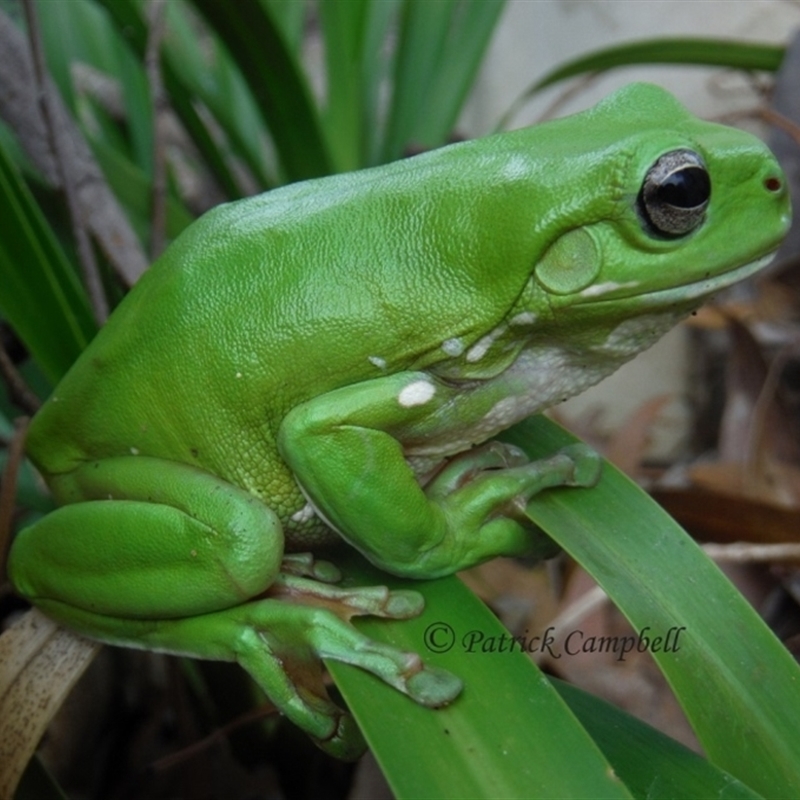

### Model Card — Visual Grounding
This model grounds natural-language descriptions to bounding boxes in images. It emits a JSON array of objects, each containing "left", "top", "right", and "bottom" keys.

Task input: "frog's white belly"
[{"left": 405, "top": 309, "right": 685, "bottom": 473}]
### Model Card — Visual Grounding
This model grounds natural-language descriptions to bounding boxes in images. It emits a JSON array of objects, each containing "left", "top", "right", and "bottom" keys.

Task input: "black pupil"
[{"left": 657, "top": 167, "right": 710, "bottom": 209}]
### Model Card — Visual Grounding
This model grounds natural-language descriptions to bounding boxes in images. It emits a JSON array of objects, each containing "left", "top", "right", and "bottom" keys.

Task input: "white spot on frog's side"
[
  {"left": 236, "top": 372, "right": 243, "bottom": 379},
  {"left": 466, "top": 323, "right": 507, "bottom": 363},
  {"left": 130, "top": 447, "right": 139, "bottom": 455},
  {"left": 509, "top": 311, "right": 537, "bottom": 327},
  {"left": 290, "top": 502, "right": 316, "bottom": 523},
  {"left": 441, "top": 338, "right": 464, "bottom": 357},
  {"left": 579, "top": 280, "right": 639, "bottom": 299},
  {"left": 368, "top": 355, "right": 387, "bottom": 370},
  {"left": 398, "top": 380, "right": 436, "bottom": 407}
]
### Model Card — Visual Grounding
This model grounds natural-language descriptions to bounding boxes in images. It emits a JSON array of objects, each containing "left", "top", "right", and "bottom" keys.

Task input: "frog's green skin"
[{"left": 9, "top": 83, "right": 790, "bottom": 758}]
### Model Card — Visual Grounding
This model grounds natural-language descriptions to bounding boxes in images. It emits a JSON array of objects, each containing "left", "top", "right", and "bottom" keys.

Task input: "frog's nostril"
[{"left": 765, "top": 176, "right": 782, "bottom": 193}]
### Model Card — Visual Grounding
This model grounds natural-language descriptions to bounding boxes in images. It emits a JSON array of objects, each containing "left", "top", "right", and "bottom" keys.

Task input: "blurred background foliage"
[{"left": 1, "top": 1, "right": 800, "bottom": 798}]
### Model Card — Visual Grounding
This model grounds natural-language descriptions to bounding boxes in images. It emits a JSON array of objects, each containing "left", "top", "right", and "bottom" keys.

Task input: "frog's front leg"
[
  {"left": 7, "top": 457, "right": 460, "bottom": 759},
  {"left": 278, "top": 372, "right": 601, "bottom": 579}
]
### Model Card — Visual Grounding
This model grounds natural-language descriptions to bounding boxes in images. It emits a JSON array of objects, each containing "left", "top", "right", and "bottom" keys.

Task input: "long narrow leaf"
[
  {"left": 382, "top": 0, "right": 504, "bottom": 160},
  {"left": 319, "top": 0, "right": 369, "bottom": 172},
  {"left": 38, "top": 0, "right": 153, "bottom": 174},
  {"left": 89, "top": 137, "right": 193, "bottom": 244},
  {"left": 262, "top": 0, "right": 306, "bottom": 54},
  {"left": 359, "top": 0, "right": 401, "bottom": 165},
  {"left": 97, "top": 0, "right": 250, "bottom": 199},
  {"left": 501, "top": 38, "right": 786, "bottom": 128},
  {"left": 329, "top": 556, "right": 633, "bottom": 800},
  {"left": 163, "top": 2, "right": 275, "bottom": 190},
  {"left": 412, "top": 0, "right": 505, "bottom": 145},
  {"left": 0, "top": 138, "right": 94, "bottom": 384},
  {"left": 381, "top": 0, "right": 454, "bottom": 162},
  {"left": 501, "top": 416, "right": 800, "bottom": 798},
  {"left": 552, "top": 680, "right": 762, "bottom": 799},
  {"left": 190, "top": 0, "right": 333, "bottom": 182},
  {"left": 536, "top": 37, "right": 785, "bottom": 92},
  {"left": 331, "top": 555, "right": 763, "bottom": 798}
]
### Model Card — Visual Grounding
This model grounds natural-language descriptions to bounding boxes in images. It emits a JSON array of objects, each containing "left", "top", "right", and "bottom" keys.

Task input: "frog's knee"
[
  {"left": 217, "top": 499, "right": 284, "bottom": 598},
  {"left": 7, "top": 526, "right": 37, "bottom": 601}
]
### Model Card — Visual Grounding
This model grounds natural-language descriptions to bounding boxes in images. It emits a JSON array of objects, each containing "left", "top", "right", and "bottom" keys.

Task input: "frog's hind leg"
[
  {"left": 9, "top": 457, "right": 284, "bottom": 619},
  {"left": 9, "top": 457, "right": 460, "bottom": 758}
]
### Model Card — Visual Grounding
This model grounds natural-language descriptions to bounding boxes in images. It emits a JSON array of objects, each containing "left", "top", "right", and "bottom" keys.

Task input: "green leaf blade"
[
  {"left": 329, "top": 557, "right": 633, "bottom": 800},
  {"left": 501, "top": 38, "right": 786, "bottom": 128},
  {"left": 553, "top": 679, "right": 763, "bottom": 800},
  {"left": 319, "top": 0, "right": 369, "bottom": 173},
  {"left": 502, "top": 416, "right": 800, "bottom": 799},
  {"left": 0, "top": 138, "right": 95, "bottom": 384},
  {"left": 382, "top": 0, "right": 504, "bottom": 161},
  {"left": 189, "top": 0, "right": 333, "bottom": 182}
]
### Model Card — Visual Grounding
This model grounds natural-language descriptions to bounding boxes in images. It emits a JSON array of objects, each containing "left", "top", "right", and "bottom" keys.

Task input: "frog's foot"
[
  {"left": 429, "top": 441, "right": 600, "bottom": 499},
  {"left": 396, "top": 441, "right": 603, "bottom": 574},
  {"left": 30, "top": 582, "right": 460, "bottom": 760},
  {"left": 424, "top": 441, "right": 602, "bottom": 531},
  {"left": 557, "top": 443, "right": 603, "bottom": 488},
  {"left": 253, "top": 574, "right": 458, "bottom": 756},
  {"left": 270, "top": 573, "right": 425, "bottom": 620},
  {"left": 426, "top": 441, "right": 531, "bottom": 499},
  {"left": 182, "top": 595, "right": 460, "bottom": 759}
]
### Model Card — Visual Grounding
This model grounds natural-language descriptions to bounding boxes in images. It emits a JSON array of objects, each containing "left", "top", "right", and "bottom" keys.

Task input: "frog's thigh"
[{"left": 9, "top": 457, "right": 282, "bottom": 620}]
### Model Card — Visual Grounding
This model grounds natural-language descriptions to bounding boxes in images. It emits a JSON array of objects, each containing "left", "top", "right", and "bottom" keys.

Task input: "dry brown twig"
[
  {"left": 146, "top": 0, "right": 169, "bottom": 261},
  {"left": 22, "top": 0, "right": 108, "bottom": 324},
  {"left": 0, "top": 347, "right": 39, "bottom": 418},
  {"left": 0, "top": 418, "right": 29, "bottom": 578},
  {"left": 0, "top": 9, "right": 147, "bottom": 288}
]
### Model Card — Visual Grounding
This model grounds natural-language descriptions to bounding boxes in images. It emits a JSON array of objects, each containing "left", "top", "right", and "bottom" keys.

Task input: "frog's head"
[{"left": 507, "top": 82, "right": 790, "bottom": 357}]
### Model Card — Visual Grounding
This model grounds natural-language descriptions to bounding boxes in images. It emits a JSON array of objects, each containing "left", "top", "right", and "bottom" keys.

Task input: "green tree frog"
[{"left": 8, "top": 83, "right": 790, "bottom": 758}]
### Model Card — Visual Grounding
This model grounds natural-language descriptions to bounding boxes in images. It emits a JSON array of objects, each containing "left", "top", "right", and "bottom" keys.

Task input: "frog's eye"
[{"left": 637, "top": 150, "right": 710, "bottom": 237}]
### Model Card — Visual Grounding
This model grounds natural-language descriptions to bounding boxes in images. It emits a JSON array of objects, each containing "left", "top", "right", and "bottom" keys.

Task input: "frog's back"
[{"left": 27, "top": 146, "right": 540, "bottom": 502}]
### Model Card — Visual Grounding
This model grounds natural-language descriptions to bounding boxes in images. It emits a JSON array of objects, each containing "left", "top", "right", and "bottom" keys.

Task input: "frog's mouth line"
[
  {"left": 580, "top": 250, "right": 778, "bottom": 309},
  {"left": 644, "top": 250, "right": 777, "bottom": 307}
]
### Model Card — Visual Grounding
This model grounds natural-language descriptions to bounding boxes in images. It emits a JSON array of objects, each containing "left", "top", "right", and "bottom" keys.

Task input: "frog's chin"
[{"left": 635, "top": 250, "right": 777, "bottom": 310}]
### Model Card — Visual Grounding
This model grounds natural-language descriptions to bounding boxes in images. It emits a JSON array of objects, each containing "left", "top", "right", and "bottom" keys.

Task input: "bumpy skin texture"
[{"left": 8, "top": 83, "right": 791, "bottom": 758}]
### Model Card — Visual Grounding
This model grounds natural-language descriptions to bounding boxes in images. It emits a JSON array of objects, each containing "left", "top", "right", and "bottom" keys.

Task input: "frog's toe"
[
  {"left": 560, "top": 443, "right": 603, "bottom": 487},
  {"left": 384, "top": 589, "right": 425, "bottom": 618},
  {"left": 280, "top": 552, "right": 342, "bottom": 583},
  {"left": 406, "top": 664, "right": 463, "bottom": 707},
  {"left": 271, "top": 573, "right": 425, "bottom": 620},
  {"left": 315, "top": 711, "right": 367, "bottom": 761},
  {"left": 230, "top": 599, "right": 462, "bottom": 755}
]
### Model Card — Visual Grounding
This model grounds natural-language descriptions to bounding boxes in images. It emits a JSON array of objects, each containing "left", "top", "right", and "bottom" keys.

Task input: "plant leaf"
[
  {"left": 189, "top": 0, "right": 332, "bottom": 182},
  {"left": 97, "top": 0, "right": 249, "bottom": 198},
  {"left": 319, "top": 0, "right": 369, "bottom": 172},
  {"left": 0, "top": 137, "right": 94, "bottom": 384},
  {"left": 553, "top": 680, "right": 762, "bottom": 799},
  {"left": 381, "top": 0, "right": 504, "bottom": 161},
  {"left": 500, "top": 38, "right": 786, "bottom": 129},
  {"left": 329, "top": 556, "right": 633, "bottom": 800},
  {"left": 501, "top": 415, "right": 800, "bottom": 798}
]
